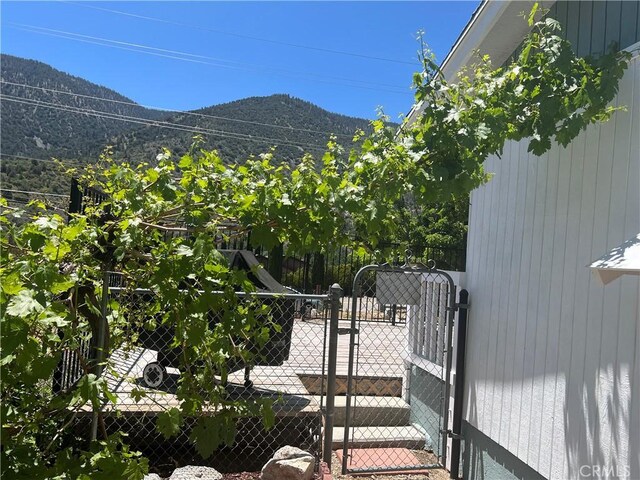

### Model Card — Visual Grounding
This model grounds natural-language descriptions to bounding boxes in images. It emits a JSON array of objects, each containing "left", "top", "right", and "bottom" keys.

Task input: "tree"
[{"left": 0, "top": 9, "right": 630, "bottom": 478}]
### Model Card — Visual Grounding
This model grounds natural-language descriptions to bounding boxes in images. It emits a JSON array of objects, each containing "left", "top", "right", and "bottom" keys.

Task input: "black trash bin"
[{"left": 137, "top": 250, "right": 295, "bottom": 389}]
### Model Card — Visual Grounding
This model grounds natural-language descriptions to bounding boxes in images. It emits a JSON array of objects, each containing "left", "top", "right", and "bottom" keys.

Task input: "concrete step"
[
  {"left": 330, "top": 425, "right": 426, "bottom": 450},
  {"left": 315, "top": 395, "right": 411, "bottom": 427}
]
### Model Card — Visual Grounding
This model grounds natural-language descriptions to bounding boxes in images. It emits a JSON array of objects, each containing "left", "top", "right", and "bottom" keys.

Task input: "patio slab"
[{"left": 335, "top": 447, "right": 432, "bottom": 475}]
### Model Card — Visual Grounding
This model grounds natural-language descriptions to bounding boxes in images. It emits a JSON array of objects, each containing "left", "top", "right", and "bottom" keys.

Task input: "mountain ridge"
[{"left": 1, "top": 54, "right": 374, "bottom": 195}]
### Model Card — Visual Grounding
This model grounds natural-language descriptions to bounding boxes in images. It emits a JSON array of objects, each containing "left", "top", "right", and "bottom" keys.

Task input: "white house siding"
[{"left": 463, "top": 51, "right": 640, "bottom": 479}]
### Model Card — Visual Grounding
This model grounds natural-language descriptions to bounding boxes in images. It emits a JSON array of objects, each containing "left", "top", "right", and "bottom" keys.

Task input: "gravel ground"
[
  {"left": 153, "top": 451, "right": 447, "bottom": 480},
  {"left": 330, "top": 451, "right": 449, "bottom": 480}
]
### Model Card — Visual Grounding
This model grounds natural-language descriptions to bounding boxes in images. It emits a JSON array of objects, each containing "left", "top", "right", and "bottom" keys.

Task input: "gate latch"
[
  {"left": 447, "top": 303, "right": 470, "bottom": 312},
  {"left": 337, "top": 327, "right": 357, "bottom": 335},
  {"left": 443, "top": 429, "right": 463, "bottom": 440}
]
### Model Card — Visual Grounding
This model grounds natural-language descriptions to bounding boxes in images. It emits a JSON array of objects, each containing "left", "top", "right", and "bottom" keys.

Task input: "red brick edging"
[{"left": 319, "top": 461, "right": 333, "bottom": 480}]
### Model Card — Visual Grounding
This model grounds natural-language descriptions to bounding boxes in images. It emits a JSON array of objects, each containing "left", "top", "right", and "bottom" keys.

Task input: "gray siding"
[
  {"left": 463, "top": 48, "right": 640, "bottom": 479},
  {"left": 549, "top": 1, "right": 640, "bottom": 55},
  {"left": 506, "top": 1, "right": 640, "bottom": 64},
  {"left": 463, "top": 421, "right": 548, "bottom": 480}
]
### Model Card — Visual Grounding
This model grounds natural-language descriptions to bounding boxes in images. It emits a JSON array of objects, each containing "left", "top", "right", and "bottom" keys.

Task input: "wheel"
[{"left": 142, "top": 362, "right": 166, "bottom": 388}]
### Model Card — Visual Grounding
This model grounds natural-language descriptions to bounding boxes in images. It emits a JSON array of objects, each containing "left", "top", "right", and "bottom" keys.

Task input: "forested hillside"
[
  {"left": 1, "top": 55, "right": 373, "bottom": 196},
  {"left": 0, "top": 54, "right": 166, "bottom": 194},
  {"left": 1, "top": 54, "right": 167, "bottom": 158},
  {"left": 112, "top": 94, "right": 371, "bottom": 167}
]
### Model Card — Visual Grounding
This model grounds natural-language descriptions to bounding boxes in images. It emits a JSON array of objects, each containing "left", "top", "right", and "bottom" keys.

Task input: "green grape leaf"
[
  {"left": 157, "top": 407, "right": 182, "bottom": 439},
  {"left": 189, "top": 416, "right": 221, "bottom": 458},
  {"left": 6, "top": 290, "right": 44, "bottom": 317}
]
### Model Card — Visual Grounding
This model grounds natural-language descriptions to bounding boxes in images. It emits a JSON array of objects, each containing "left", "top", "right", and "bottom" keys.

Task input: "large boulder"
[
  {"left": 169, "top": 466, "right": 223, "bottom": 480},
  {"left": 261, "top": 446, "right": 314, "bottom": 480},
  {"left": 144, "top": 475, "right": 162, "bottom": 480}
]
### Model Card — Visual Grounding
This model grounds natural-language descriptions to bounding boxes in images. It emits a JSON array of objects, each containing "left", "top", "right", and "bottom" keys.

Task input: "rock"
[
  {"left": 271, "top": 445, "right": 313, "bottom": 461},
  {"left": 261, "top": 446, "right": 314, "bottom": 480},
  {"left": 169, "top": 465, "right": 223, "bottom": 480},
  {"left": 144, "top": 475, "right": 162, "bottom": 480},
  {"left": 261, "top": 457, "right": 314, "bottom": 480}
]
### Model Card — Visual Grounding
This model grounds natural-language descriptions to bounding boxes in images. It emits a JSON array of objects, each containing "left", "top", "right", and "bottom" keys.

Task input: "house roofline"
[
  {"left": 439, "top": 0, "right": 506, "bottom": 80},
  {"left": 406, "top": 0, "right": 545, "bottom": 124}
]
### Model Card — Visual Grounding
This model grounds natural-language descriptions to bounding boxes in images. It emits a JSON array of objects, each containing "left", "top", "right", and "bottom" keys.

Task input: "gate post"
[
  {"left": 90, "top": 270, "right": 110, "bottom": 442},
  {"left": 68, "top": 177, "right": 83, "bottom": 217},
  {"left": 323, "top": 283, "right": 342, "bottom": 465},
  {"left": 441, "top": 280, "right": 457, "bottom": 470},
  {"left": 449, "top": 289, "right": 469, "bottom": 479}
]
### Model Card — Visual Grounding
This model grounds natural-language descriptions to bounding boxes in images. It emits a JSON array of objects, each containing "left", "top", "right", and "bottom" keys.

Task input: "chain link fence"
[
  {"left": 339, "top": 264, "right": 456, "bottom": 475},
  {"left": 32, "top": 179, "right": 469, "bottom": 476},
  {"left": 51, "top": 262, "right": 463, "bottom": 476},
  {"left": 55, "top": 271, "right": 336, "bottom": 475}
]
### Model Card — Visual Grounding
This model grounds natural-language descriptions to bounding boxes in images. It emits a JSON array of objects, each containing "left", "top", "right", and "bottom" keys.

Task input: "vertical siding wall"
[
  {"left": 549, "top": 1, "right": 640, "bottom": 57},
  {"left": 463, "top": 42, "right": 640, "bottom": 480}
]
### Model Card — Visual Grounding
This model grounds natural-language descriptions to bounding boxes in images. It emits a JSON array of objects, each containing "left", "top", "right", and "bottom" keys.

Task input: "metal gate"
[{"left": 340, "top": 261, "right": 457, "bottom": 474}]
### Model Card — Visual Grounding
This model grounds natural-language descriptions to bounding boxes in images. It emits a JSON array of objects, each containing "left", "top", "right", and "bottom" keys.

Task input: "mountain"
[
  {"left": 1, "top": 54, "right": 167, "bottom": 195},
  {"left": 112, "top": 94, "right": 371, "bottom": 167},
  {"left": 0, "top": 54, "right": 373, "bottom": 197},
  {"left": 0, "top": 54, "right": 167, "bottom": 159}
]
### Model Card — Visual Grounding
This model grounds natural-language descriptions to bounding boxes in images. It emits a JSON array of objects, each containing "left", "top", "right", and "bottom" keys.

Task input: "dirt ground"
[
  {"left": 330, "top": 451, "right": 450, "bottom": 480},
  {"left": 165, "top": 451, "right": 447, "bottom": 480},
  {"left": 221, "top": 474, "right": 322, "bottom": 480}
]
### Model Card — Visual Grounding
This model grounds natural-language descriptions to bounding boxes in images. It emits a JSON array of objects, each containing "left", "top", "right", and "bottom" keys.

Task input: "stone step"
[
  {"left": 299, "top": 374, "right": 403, "bottom": 397},
  {"left": 315, "top": 395, "right": 410, "bottom": 427},
  {"left": 329, "top": 425, "right": 426, "bottom": 450}
]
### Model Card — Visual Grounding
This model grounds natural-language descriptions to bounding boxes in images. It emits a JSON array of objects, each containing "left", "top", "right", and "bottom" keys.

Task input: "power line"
[
  {"left": 2, "top": 94, "right": 328, "bottom": 151},
  {"left": 2, "top": 195, "right": 70, "bottom": 212},
  {"left": 7, "top": 23, "right": 409, "bottom": 94},
  {"left": 1, "top": 154, "right": 85, "bottom": 165},
  {"left": 2, "top": 94, "right": 330, "bottom": 152},
  {"left": 3, "top": 198, "right": 69, "bottom": 211},
  {"left": 1, "top": 80, "right": 357, "bottom": 139},
  {"left": 0, "top": 188, "right": 67, "bottom": 197},
  {"left": 64, "top": 1, "right": 417, "bottom": 66}
]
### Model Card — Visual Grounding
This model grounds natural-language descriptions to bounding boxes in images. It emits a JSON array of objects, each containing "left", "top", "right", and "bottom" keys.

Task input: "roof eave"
[{"left": 406, "top": 0, "right": 547, "bottom": 124}]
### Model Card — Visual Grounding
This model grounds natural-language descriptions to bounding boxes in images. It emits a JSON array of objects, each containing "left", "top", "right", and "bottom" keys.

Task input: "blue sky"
[{"left": 1, "top": 1, "right": 479, "bottom": 120}]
